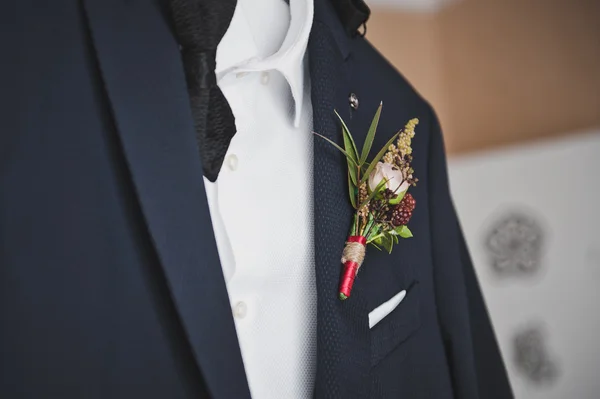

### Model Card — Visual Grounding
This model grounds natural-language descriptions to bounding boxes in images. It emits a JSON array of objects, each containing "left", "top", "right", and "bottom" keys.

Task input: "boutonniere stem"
[{"left": 315, "top": 103, "right": 419, "bottom": 300}]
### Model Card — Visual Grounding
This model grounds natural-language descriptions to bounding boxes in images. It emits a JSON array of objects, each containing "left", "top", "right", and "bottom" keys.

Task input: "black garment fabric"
[{"left": 169, "top": 0, "right": 237, "bottom": 181}]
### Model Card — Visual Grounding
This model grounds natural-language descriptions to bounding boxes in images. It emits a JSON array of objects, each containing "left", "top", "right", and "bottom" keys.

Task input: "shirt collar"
[{"left": 216, "top": 0, "right": 314, "bottom": 127}]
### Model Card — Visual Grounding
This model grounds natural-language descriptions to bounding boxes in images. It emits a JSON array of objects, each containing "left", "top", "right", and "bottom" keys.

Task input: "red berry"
[
  {"left": 390, "top": 194, "right": 416, "bottom": 226},
  {"left": 401, "top": 193, "right": 416, "bottom": 211}
]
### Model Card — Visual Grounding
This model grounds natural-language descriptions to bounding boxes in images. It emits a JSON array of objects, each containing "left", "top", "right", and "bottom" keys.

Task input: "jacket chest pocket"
[
  {"left": 358, "top": 242, "right": 423, "bottom": 367},
  {"left": 369, "top": 281, "right": 421, "bottom": 366}
]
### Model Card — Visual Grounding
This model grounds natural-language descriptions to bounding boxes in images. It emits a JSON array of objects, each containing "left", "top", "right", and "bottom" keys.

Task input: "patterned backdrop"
[{"left": 448, "top": 129, "right": 600, "bottom": 398}]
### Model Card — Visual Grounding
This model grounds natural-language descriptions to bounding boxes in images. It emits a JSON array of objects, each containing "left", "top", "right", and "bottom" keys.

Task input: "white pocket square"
[{"left": 368, "top": 290, "right": 407, "bottom": 329}]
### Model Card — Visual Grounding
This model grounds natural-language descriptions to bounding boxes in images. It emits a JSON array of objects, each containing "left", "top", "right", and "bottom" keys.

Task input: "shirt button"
[
  {"left": 226, "top": 154, "right": 239, "bottom": 171},
  {"left": 233, "top": 301, "right": 247, "bottom": 319},
  {"left": 261, "top": 71, "right": 270, "bottom": 85}
]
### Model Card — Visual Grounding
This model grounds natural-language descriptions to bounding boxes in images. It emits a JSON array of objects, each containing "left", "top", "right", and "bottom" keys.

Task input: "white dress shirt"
[{"left": 204, "top": 0, "right": 316, "bottom": 398}]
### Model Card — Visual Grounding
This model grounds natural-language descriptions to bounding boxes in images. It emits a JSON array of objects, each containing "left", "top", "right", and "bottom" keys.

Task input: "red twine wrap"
[{"left": 339, "top": 235, "right": 367, "bottom": 300}]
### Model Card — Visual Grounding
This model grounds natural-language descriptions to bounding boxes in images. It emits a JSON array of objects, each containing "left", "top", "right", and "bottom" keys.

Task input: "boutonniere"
[{"left": 315, "top": 103, "right": 419, "bottom": 300}]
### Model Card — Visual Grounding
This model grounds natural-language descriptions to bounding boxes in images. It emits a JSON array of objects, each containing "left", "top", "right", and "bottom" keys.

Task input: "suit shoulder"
[
  {"left": 350, "top": 38, "right": 437, "bottom": 147},
  {"left": 352, "top": 38, "right": 432, "bottom": 112}
]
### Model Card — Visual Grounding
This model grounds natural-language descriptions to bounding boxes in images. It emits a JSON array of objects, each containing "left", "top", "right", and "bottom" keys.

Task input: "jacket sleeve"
[{"left": 426, "top": 106, "right": 514, "bottom": 398}]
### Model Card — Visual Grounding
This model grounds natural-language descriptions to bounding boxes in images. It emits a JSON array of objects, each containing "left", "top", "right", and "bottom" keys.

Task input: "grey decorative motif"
[
  {"left": 349, "top": 93, "right": 359, "bottom": 110},
  {"left": 513, "top": 326, "right": 559, "bottom": 385},
  {"left": 484, "top": 210, "right": 544, "bottom": 277}
]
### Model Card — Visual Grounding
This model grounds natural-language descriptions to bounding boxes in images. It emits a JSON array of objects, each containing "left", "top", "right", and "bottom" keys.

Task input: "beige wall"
[{"left": 367, "top": 0, "right": 600, "bottom": 155}]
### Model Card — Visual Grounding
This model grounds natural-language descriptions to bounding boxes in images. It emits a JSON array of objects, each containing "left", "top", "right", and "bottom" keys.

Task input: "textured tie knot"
[{"left": 181, "top": 48, "right": 217, "bottom": 89}]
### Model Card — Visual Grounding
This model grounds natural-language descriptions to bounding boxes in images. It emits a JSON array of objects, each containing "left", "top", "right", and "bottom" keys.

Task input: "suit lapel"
[
  {"left": 82, "top": 1, "right": 250, "bottom": 398},
  {"left": 310, "top": 2, "right": 371, "bottom": 398}
]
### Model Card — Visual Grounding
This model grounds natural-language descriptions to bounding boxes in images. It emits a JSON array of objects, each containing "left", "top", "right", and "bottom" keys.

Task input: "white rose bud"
[{"left": 368, "top": 162, "right": 409, "bottom": 194}]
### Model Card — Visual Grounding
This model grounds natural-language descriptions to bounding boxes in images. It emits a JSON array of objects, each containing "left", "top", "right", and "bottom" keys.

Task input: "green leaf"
[
  {"left": 348, "top": 172, "right": 357, "bottom": 209},
  {"left": 369, "top": 241, "right": 382, "bottom": 251},
  {"left": 367, "top": 232, "right": 385, "bottom": 244},
  {"left": 334, "top": 110, "right": 359, "bottom": 163},
  {"left": 388, "top": 188, "right": 407, "bottom": 205},
  {"left": 395, "top": 225, "right": 413, "bottom": 238},
  {"left": 334, "top": 110, "right": 360, "bottom": 187},
  {"left": 350, "top": 213, "right": 358, "bottom": 236},
  {"left": 373, "top": 236, "right": 383, "bottom": 246},
  {"left": 358, "top": 178, "right": 388, "bottom": 210},
  {"left": 313, "top": 132, "right": 359, "bottom": 167},
  {"left": 360, "top": 130, "right": 402, "bottom": 184},
  {"left": 348, "top": 164, "right": 358, "bottom": 186},
  {"left": 366, "top": 223, "right": 381, "bottom": 241},
  {"left": 360, "top": 102, "right": 383, "bottom": 164},
  {"left": 382, "top": 234, "right": 394, "bottom": 254}
]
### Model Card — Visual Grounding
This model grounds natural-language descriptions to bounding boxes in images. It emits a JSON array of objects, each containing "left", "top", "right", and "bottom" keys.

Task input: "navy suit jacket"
[{"left": 1, "top": 1, "right": 513, "bottom": 398}]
